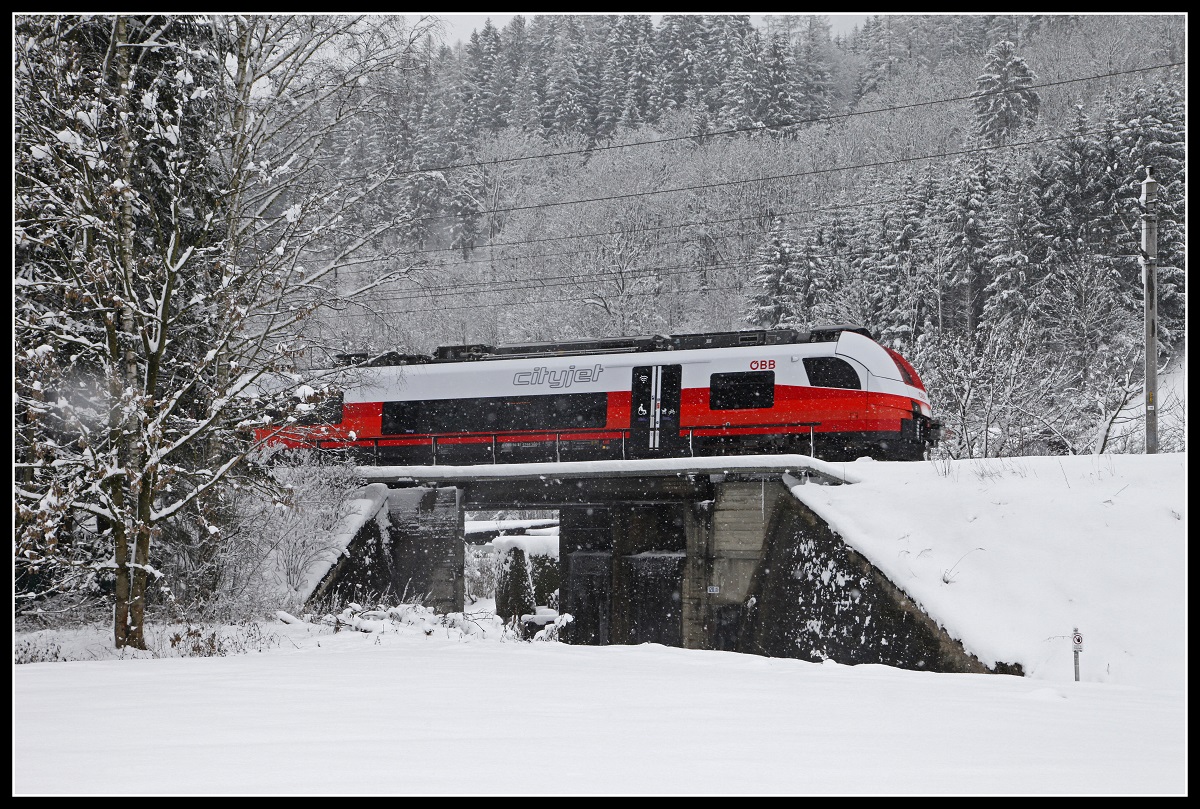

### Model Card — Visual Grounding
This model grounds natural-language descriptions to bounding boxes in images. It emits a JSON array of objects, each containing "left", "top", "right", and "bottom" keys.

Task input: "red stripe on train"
[{"left": 262, "top": 385, "right": 919, "bottom": 446}]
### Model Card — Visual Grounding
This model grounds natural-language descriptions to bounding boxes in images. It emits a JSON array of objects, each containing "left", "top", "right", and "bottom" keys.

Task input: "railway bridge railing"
[{"left": 313, "top": 423, "right": 824, "bottom": 466}]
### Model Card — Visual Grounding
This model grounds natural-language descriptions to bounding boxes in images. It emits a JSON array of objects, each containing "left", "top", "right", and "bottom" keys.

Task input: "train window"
[
  {"left": 382, "top": 392, "right": 608, "bottom": 434},
  {"left": 884, "top": 347, "right": 918, "bottom": 387},
  {"left": 710, "top": 371, "right": 775, "bottom": 410},
  {"left": 803, "top": 357, "right": 861, "bottom": 390}
]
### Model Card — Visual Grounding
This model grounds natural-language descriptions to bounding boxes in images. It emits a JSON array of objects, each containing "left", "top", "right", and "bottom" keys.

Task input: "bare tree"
[{"left": 14, "top": 15, "right": 434, "bottom": 647}]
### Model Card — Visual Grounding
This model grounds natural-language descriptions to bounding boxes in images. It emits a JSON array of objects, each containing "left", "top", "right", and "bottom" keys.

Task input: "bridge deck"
[{"left": 355, "top": 453, "right": 858, "bottom": 488}]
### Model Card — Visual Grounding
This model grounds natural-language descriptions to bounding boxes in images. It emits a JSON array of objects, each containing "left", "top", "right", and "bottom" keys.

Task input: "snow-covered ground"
[
  {"left": 788, "top": 452, "right": 1188, "bottom": 690},
  {"left": 11, "top": 621, "right": 1185, "bottom": 795},
  {"left": 12, "top": 453, "right": 1187, "bottom": 795}
]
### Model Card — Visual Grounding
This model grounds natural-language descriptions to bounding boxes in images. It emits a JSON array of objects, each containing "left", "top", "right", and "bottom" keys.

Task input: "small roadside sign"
[{"left": 1071, "top": 628, "right": 1084, "bottom": 681}]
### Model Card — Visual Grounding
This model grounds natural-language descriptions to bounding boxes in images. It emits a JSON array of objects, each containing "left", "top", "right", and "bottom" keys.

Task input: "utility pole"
[{"left": 1140, "top": 167, "right": 1159, "bottom": 454}]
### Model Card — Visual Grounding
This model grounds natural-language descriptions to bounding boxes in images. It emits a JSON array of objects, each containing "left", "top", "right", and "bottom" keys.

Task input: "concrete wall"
[
  {"left": 316, "top": 477, "right": 1019, "bottom": 676},
  {"left": 307, "top": 487, "right": 464, "bottom": 614},
  {"left": 694, "top": 481, "right": 790, "bottom": 651},
  {"left": 388, "top": 487, "right": 464, "bottom": 614},
  {"left": 557, "top": 479, "right": 1019, "bottom": 675},
  {"left": 744, "top": 490, "right": 1020, "bottom": 674}
]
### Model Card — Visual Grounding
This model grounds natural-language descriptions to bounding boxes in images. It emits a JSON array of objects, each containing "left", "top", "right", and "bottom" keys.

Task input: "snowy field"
[
  {"left": 13, "top": 453, "right": 1188, "bottom": 795},
  {"left": 11, "top": 621, "right": 1186, "bottom": 795}
]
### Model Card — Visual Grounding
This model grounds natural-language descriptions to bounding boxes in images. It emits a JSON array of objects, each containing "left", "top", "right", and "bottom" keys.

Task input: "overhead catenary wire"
[
  {"left": 313, "top": 143, "right": 1172, "bottom": 331},
  {"left": 332, "top": 282, "right": 754, "bottom": 319},
  {"left": 364, "top": 214, "right": 896, "bottom": 306},
  {"left": 331, "top": 221, "right": 998, "bottom": 315},
  {"left": 357, "top": 255, "right": 796, "bottom": 309},
  {"left": 387, "top": 115, "right": 1181, "bottom": 235},
  {"left": 286, "top": 65, "right": 1182, "bottom": 333},
  {"left": 384, "top": 195, "right": 906, "bottom": 279},
  {"left": 389, "top": 193, "right": 858, "bottom": 259}
]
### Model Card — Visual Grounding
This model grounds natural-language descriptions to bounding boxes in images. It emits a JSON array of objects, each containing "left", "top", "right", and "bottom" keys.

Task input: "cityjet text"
[{"left": 513, "top": 364, "right": 604, "bottom": 388}]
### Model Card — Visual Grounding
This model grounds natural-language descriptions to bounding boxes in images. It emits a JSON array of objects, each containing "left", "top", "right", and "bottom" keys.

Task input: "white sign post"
[{"left": 1072, "top": 628, "right": 1084, "bottom": 682}]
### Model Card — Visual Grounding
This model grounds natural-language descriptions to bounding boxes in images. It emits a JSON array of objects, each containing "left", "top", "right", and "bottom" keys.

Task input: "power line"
[
  {"left": 328, "top": 117, "right": 1171, "bottom": 318},
  {"left": 392, "top": 197, "right": 817, "bottom": 259},
  {"left": 369, "top": 256, "right": 780, "bottom": 306},
  {"left": 398, "top": 118, "right": 1174, "bottom": 229},
  {"left": 312, "top": 118, "right": 1171, "bottom": 316},
  {"left": 340, "top": 282, "right": 752, "bottom": 318},
  {"left": 363, "top": 117, "right": 1166, "bottom": 298},
  {"left": 293, "top": 62, "right": 1185, "bottom": 346},
  {"left": 344, "top": 233, "right": 931, "bottom": 313},
  {"left": 301, "top": 115, "right": 1173, "bottom": 324},
  {"left": 400, "top": 195, "right": 904, "bottom": 274},
  {"left": 392, "top": 61, "right": 1183, "bottom": 180},
  {"left": 352, "top": 62, "right": 1183, "bottom": 262},
  {"left": 367, "top": 201, "right": 911, "bottom": 305}
]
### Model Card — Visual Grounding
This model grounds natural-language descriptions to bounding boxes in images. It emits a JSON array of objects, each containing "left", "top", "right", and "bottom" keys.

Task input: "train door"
[{"left": 629, "top": 364, "right": 683, "bottom": 458}]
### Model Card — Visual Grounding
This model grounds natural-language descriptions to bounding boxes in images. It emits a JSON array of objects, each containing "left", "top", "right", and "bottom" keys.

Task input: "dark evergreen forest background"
[{"left": 324, "top": 14, "right": 1185, "bottom": 457}]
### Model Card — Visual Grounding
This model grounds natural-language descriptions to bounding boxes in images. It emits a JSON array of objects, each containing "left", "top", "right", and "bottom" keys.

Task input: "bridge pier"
[
  {"left": 307, "top": 486, "right": 464, "bottom": 614},
  {"left": 386, "top": 487, "right": 464, "bottom": 614},
  {"left": 560, "top": 504, "right": 691, "bottom": 647},
  {"left": 557, "top": 479, "right": 792, "bottom": 651}
]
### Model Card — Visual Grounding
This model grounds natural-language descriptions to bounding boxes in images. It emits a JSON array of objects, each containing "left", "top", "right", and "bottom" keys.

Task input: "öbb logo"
[
  {"left": 750, "top": 359, "right": 776, "bottom": 370},
  {"left": 513, "top": 364, "right": 604, "bottom": 389}
]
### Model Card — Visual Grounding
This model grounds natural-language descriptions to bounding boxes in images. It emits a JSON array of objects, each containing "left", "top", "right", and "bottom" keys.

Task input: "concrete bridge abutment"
[{"left": 327, "top": 460, "right": 1020, "bottom": 675}]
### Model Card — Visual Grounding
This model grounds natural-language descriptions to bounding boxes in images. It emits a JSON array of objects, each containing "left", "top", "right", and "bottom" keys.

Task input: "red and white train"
[{"left": 257, "top": 325, "right": 942, "bottom": 464}]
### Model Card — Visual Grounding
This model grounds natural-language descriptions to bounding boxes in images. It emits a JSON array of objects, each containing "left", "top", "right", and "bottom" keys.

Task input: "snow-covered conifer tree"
[
  {"left": 747, "top": 220, "right": 800, "bottom": 328},
  {"left": 972, "top": 40, "right": 1040, "bottom": 146},
  {"left": 793, "top": 16, "right": 833, "bottom": 123},
  {"left": 495, "top": 546, "right": 536, "bottom": 624}
]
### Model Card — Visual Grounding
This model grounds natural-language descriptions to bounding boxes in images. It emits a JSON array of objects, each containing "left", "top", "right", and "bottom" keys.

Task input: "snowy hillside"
[{"left": 790, "top": 452, "right": 1188, "bottom": 690}]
